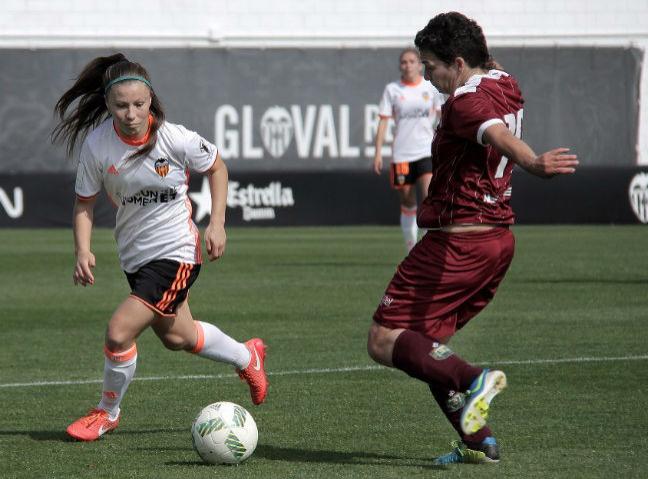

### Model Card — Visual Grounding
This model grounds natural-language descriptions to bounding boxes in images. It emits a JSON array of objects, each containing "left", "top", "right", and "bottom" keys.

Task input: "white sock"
[
  {"left": 98, "top": 344, "right": 137, "bottom": 420},
  {"left": 191, "top": 321, "right": 250, "bottom": 369},
  {"left": 400, "top": 206, "right": 418, "bottom": 252}
]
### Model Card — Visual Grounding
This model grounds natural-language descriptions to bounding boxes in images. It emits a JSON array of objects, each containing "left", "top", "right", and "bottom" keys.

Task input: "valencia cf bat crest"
[{"left": 154, "top": 158, "right": 170, "bottom": 177}]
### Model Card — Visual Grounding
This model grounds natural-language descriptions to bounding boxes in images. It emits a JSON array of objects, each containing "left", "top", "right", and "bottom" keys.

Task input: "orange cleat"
[
  {"left": 66, "top": 408, "right": 120, "bottom": 441},
  {"left": 237, "top": 338, "right": 268, "bottom": 405}
]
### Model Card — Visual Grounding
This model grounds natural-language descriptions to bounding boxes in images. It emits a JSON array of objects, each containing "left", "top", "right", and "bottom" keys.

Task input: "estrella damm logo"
[{"left": 154, "top": 158, "right": 170, "bottom": 177}]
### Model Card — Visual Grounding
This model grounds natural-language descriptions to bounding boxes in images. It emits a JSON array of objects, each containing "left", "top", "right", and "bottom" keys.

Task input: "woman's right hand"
[
  {"left": 373, "top": 154, "right": 383, "bottom": 175},
  {"left": 74, "top": 250, "right": 96, "bottom": 286}
]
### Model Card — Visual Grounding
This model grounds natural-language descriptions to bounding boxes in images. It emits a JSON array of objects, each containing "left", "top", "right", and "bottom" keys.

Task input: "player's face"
[
  {"left": 399, "top": 52, "right": 422, "bottom": 82},
  {"left": 106, "top": 81, "right": 152, "bottom": 138},
  {"left": 420, "top": 50, "right": 459, "bottom": 95}
]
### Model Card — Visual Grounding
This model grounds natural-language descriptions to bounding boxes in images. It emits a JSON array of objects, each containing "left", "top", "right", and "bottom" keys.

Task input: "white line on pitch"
[{"left": 1, "top": 354, "right": 647, "bottom": 389}]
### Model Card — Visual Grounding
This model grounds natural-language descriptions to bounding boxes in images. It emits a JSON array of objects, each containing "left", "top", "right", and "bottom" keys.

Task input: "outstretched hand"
[
  {"left": 73, "top": 250, "right": 96, "bottom": 286},
  {"left": 534, "top": 148, "right": 579, "bottom": 178},
  {"left": 205, "top": 223, "right": 227, "bottom": 261}
]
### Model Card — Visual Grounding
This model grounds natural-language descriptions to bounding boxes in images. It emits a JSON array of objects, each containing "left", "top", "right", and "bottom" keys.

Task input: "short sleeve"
[
  {"left": 75, "top": 141, "right": 102, "bottom": 200},
  {"left": 183, "top": 129, "right": 218, "bottom": 173},
  {"left": 378, "top": 84, "right": 393, "bottom": 119},
  {"left": 448, "top": 93, "right": 504, "bottom": 145}
]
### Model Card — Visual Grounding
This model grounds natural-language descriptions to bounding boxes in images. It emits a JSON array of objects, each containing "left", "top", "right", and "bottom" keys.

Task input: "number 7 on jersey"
[{"left": 494, "top": 109, "right": 523, "bottom": 179}]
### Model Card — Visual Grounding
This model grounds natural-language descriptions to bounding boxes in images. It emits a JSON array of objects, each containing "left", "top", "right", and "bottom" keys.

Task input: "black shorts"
[
  {"left": 390, "top": 157, "right": 433, "bottom": 189},
  {"left": 125, "top": 259, "right": 201, "bottom": 317}
]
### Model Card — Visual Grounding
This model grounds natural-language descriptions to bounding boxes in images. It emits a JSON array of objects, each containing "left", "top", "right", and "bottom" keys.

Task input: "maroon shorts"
[{"left": 373, "top": 227, "right": 515, "bottom": 340}]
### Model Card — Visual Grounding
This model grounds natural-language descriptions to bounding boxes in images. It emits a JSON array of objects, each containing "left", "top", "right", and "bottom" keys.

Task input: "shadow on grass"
[
  {"left": 241, "top": 444, "right": 436, "bottom": 467},
  {"left": 167, "top": 445, "right": 451, "bottom": 469},
  {"left": 0, "top": 427, "right": 185, "bottom": 442}
]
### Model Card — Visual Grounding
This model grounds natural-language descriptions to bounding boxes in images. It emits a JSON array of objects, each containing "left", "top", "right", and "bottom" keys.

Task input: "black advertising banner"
[
  {"left": 0, "top": 168, "right": 647, "bottom": 227},
  {"left": 0, "top": 47, "right": 641, "bottom": 174}
]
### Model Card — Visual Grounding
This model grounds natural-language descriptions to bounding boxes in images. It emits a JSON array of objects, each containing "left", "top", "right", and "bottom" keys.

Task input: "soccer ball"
[{"left": 191, "top": 402, "right": 258, "bottom": 465}]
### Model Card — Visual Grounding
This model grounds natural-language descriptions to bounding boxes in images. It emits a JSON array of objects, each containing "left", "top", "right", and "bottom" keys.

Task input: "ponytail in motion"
[{"left": 52, "top": 53, "right": 165, "bottom": 159}]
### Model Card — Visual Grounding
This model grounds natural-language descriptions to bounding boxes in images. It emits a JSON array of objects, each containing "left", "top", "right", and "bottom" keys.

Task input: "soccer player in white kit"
[
  {"left": 52, "top": 53, "right": 269, "bottom": 441},
  {"left": 373, "top": 48, "right": 444, "bottom": 251}
]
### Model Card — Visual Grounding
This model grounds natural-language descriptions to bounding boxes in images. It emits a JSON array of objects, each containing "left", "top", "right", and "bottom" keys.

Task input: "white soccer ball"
[{"left": 191, "top": 401, "right": 258, "bottom": 465}]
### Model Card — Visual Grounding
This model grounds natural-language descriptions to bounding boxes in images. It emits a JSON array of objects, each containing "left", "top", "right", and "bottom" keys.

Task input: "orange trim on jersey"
[
  {"left": 378, "top": 114, "right": 392, "bottom": 119},
  {"left": 156, "top": 263, "right": 192, "bottom": 312},
  {"left": 130, "top": 294, "right": 177, "bottom": 318},
  {"left": 76, "top": 193, "right": 99, "bottom": 201},
  {"left": 185, "top": 197, "right": 202, "bottom": 264},
  {"left": 401, "top": 77, "right": 423, "bottom": 87},
  {"left": 400, "top": 206, "right": 417, "bottom": 216},
  {"left": 113, "top": 114, "right": 153, "bottom": 146},
  {"left": 104, "top": 343, "right": 137, "bottom": 363},
  {"left": 185, "top": 166, "right": 203, "bottom": 264},
  {"left": 191, "top": 321, "right": 205, "bottom": 354}
]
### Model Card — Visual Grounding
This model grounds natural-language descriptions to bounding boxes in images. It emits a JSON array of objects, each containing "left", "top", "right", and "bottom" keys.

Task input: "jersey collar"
[{"left": 113, "top": 114, "right": 153, "bottom": 146}]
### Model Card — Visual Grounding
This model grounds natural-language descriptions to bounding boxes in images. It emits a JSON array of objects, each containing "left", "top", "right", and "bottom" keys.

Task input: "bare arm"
[
  {"left": 203, "top": 151, "right": 228, "bottom": 261},
  {"left": 73, "top": 197, "right": 97, "bottom": 286},
  {"left": 483, "top": 123, "right": 578, "bottom": 178},
  {"left": 373, "top": 117, "right": 390, "bottom": 175}
]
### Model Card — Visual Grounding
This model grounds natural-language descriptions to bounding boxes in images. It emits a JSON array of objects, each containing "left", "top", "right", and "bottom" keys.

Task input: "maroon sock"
[
  {"left": 391, "top": 329, "right": 482, "bottom": 392},
  {"left": 428, "top": 382, "right": 492, "bottom": 445}
]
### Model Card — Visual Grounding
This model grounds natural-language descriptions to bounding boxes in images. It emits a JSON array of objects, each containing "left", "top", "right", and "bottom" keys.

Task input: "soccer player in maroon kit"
[{"left": 366, "top": 12, "right": 578, "bottom": 465}]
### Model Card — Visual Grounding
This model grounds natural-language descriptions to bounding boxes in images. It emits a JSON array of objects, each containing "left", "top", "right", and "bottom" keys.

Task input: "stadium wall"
[
  {"left": 0, "top": 47, "right": 641, "bottom": 173},
  {"left": 1, "top": 0, "right": 647, "bottom": 164},
  {"left": 0, "top": 1, "right": 647, "bottom": 226},
  {"left": 1, "top": 168, "right": 648, "bottom": 226}
]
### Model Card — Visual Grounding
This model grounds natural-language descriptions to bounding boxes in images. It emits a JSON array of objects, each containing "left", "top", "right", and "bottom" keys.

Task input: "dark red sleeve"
[{"left": 447, "top": 92, "right": 500, "bottom": 143}]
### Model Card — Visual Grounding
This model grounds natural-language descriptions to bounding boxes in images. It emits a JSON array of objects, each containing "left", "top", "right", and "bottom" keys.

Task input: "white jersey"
[
  {"left": 75, "top": 118, "right": 217, "bottom": 273},
  {"left": 379, "top": 79, "right": 443, "bottom": 164}
]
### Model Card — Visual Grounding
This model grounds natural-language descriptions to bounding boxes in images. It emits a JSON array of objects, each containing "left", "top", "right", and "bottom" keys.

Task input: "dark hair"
[
  {"left": 414, "top": 12, "right": 499, "bottom": 69},
  {"left": 52, "top": 53, "right": 165, "bottom": 159}
]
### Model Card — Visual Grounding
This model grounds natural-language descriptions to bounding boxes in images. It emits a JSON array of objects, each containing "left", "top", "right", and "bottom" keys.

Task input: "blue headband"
[{"left": 104, "top": 75, "right": 152, "bottom": 93}]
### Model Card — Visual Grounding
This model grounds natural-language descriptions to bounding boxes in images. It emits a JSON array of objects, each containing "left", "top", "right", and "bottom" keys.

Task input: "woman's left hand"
[{"left": 204, "top": 223, "right": 227, "bottom": 261}]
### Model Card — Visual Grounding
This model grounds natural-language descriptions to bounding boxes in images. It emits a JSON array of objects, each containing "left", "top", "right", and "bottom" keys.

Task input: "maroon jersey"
[{"left": 418, "top": 70, "right": 524, "bottom": 228}]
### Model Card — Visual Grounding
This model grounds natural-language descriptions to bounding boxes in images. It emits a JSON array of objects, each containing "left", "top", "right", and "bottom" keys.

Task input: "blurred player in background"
[
  {"left": 373, "top": 47, "right": 444, "bottom": 252},
  {"left": 52, "top": 53, "right": 269, "bottom": 442},
  {"left": 367, "top": 12, "right": 578, "bottom": 464}
]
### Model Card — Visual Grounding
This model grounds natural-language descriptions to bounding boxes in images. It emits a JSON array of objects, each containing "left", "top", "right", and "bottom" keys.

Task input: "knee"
[
  {"left": 367, "top": 324, "right": 393, "bottom": 366},
  {"left": 366, "top": 328, "right": 380, "bottom": 362},
  {"left": 105, "top": 324, "right": 134, "bottom": 352}
]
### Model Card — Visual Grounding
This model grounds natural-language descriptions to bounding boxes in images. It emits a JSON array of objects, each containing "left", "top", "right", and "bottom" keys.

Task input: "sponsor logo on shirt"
[
  {"left": 119, "top": 188, "right": 178, "bottom": 206},
  {"left": 399, "top": 108, "right": 431, "bottom": 120},
  {"left": 199, "top": 140, "right": 211, "bottom": 154},
  {"left": 154, "top": 158, "right": 170, "bottom": 177}
]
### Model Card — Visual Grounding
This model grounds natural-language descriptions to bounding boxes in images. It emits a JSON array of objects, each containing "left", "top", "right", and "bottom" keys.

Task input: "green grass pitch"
[{"left": 1, "top": 226, "right": 647, "bottom": 478}]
